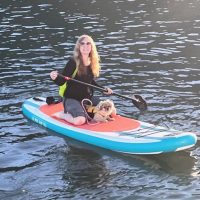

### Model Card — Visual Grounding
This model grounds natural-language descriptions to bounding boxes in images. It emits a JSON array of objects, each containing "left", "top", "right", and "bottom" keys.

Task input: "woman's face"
[{"left": 79, "top": 37, "right": 92, "bottom": 56}]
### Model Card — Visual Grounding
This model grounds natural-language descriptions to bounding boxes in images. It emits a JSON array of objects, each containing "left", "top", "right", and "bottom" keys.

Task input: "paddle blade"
[{"left": 132, "top": 95, "right": 148, "bottom": 111}]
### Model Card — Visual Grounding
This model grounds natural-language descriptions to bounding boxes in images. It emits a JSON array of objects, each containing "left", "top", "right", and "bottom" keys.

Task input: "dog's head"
[{"left": 96, "top": 99, "right": 114, "bottom": 116}]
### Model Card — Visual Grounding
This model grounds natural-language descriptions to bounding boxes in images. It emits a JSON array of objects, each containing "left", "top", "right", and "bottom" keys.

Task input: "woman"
[{"left": 50, "top": 35, "right": 113, "bottom": 125}]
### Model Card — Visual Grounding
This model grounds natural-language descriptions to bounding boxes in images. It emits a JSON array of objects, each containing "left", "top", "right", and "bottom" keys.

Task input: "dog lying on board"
[{"left": 85, "top": 99, "right": 117, "bottom": 123}]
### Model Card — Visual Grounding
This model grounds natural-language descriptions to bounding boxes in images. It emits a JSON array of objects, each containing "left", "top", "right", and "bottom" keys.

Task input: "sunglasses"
[{"left": 80, "top": 42, "right": 91, "bottom": 46}]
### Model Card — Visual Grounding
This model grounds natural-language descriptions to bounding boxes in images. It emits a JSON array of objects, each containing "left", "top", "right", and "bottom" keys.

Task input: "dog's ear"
[
  {"left": 105, "top": 99, "right": 111, "bottom": 104},
  {"left": 97, "top": 101, "right": 103, "bottom": 110},
  {"left": 106, "top": 99, "right": 114, "bottom": 108},
  {"left": 109, "top": 100, "right": 114, "bottom": 107},
  {"left": 107, "top": 99, "right": 114, "bottom": 105}
]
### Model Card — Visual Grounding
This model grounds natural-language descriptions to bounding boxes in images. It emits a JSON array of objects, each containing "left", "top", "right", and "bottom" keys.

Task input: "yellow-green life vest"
[{"left": 59, "top": 67, "right": 78, "bottom": 97}]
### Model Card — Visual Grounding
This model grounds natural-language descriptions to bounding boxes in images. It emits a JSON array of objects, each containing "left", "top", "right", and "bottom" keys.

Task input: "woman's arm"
[{"left": 50, "top": 58, "right": 76, "bottom": 86}]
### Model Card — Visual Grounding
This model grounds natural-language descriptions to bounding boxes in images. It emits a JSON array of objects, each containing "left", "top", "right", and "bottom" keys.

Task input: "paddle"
[{"left": 58, "top": 74, "right": 147, "bottom": 111}]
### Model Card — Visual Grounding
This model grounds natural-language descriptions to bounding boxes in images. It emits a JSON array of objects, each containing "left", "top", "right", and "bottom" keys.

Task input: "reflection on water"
[{"left": 1, "top": 0, "right": 200, "bottom": 199}]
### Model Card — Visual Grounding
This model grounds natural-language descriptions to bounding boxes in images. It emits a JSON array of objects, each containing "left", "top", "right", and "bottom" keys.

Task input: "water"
[{"left": 1, "top": 0, "right": 200, "bottom": 199}]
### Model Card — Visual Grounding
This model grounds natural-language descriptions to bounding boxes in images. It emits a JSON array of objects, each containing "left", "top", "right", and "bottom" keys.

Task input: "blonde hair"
[{"left": 73, "top": 35, "right": 101, "bottom": 77}]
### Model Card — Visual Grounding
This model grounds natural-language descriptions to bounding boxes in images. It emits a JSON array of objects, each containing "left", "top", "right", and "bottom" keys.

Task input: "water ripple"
[{"left": 1, "top": 0, "right": 200, "bottom": 199}]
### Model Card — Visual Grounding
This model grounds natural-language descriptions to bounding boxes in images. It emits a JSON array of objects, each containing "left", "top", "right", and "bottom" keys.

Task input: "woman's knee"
[{"left": 73, "top": 116, "right": 86, "bottom": 125}]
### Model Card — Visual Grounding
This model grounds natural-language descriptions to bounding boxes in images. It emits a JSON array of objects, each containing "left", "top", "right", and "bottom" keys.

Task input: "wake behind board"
[{"left": 22, "top": 97, "right": 197, "bottom": 155}]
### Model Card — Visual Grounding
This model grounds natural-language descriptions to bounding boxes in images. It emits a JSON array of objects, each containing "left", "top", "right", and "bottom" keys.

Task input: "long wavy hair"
[{"left": 73, "top": 35, "right": 101, "bottom": 77}]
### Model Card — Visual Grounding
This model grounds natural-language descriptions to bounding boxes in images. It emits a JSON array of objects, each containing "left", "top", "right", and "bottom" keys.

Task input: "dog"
[{"left": 91, "top": 99, "right": 117, "bottom": 123}]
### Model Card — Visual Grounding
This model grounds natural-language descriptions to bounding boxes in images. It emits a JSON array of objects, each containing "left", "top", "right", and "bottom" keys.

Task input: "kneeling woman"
[{"left": 50, "top": 35, "right": 113, "bottom": 125}]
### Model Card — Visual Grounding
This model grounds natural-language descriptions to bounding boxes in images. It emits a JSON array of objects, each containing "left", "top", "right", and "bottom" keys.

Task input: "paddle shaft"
[
  {"left": 59, "top": 74, "right": 139, "bottom": 102},
  {"left": 58, "top": 73, "right": 147, "bottom": 111}
]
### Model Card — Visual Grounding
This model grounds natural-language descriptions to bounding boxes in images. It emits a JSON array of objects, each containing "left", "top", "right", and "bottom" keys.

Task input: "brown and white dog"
[{"left": 92, "top": 99, "right": 117, "bottom": 123}]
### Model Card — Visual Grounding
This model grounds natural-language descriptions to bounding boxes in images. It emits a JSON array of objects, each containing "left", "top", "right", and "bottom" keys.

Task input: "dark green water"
[{"left": 1, "top": 0, "right": 200, "bottom": 199}]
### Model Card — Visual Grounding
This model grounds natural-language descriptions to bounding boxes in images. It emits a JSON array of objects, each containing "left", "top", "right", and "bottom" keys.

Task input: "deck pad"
[{"left": 40, "top": 103, "right": 141, "bottom": 132}]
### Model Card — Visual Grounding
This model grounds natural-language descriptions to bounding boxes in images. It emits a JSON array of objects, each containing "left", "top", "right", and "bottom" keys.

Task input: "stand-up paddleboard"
[{"left": 22, "top": 97, "right": 197, "bottom": 154}]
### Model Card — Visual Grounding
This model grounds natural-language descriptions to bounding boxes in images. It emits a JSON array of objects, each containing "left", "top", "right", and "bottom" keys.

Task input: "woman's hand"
[
  {"left": 50, "top": 71, "right": 58, "bottom": 80},
  {"left": 104, "top": 87, "right": 113, "bottom": 95}
]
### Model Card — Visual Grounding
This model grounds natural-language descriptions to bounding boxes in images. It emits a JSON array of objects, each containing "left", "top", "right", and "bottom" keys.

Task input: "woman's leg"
[
  {"left": 63, "top": 98, "right": 86, "bottom": 125},
  {"left": 64, "top": 113, "right": 86, "bottom": 125}
]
